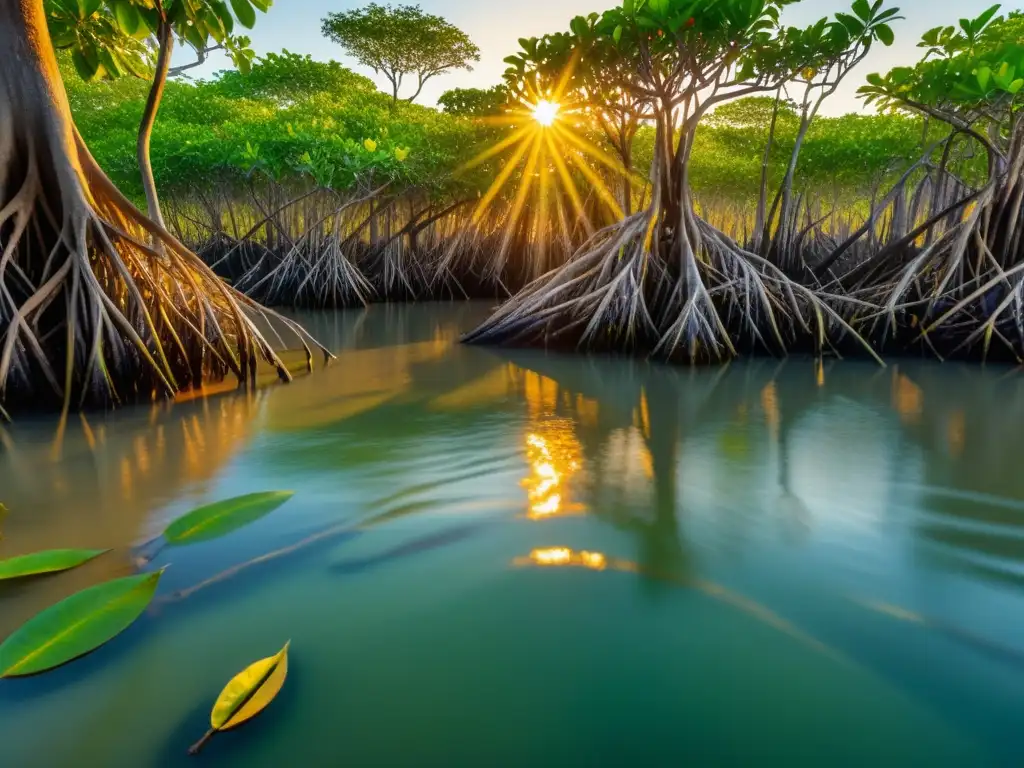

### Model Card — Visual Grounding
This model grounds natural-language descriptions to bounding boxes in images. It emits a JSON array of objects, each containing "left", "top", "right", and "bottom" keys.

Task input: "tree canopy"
[
  {"left": 321, "top": 3, "right": 480, "bottom": 104},
  {"left": 45, "top": 0, "right": 270, "bottom": 81}
]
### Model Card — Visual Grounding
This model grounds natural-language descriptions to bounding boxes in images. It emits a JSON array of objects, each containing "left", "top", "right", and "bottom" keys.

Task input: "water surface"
[{"left": 1, "top": 303, "right": 1023, "bottom": 766}]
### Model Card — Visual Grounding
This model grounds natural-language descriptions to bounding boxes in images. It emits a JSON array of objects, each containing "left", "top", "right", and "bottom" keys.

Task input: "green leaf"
[
  {"left": 0, "top": 571, "right": 162, "bottom": 677},
  {"left": 79, "top": 0, "right": 103, "bottom": 20},
  {"left": 835, "top": 12, "right": 865, "bottom": 35},
  {"left": 1009, "top": 78, "right": 1024, "bottom": 95},
  {"left": 210, "top": 0, "right": 235, "bottom": 36},
  {"left": 230, "top": 0, "right": 257, "bottom": 29},
  {"left": 248, "top": 0, "right": 273, "bottom": 11},
  {"left": 851, "top": 0, "right": 871, "bottom": 21},
  {"left": 874, "top": 23, "right": 894, "bottom": 46},
  {"left": 71, "top": 48, "right": 100, "bottom": 81},
  {"left": 975, "top": 4, "right": 1002, "bottom": 32},
  {"left": 613, "top": 24, "right": 623, "bottom": 43},
  {"left": 0, "top": 549, "right": 109, "bottom": 581},
  {"left": 113, "top": 0, "right": 141, "bottom": 36},
  {"left": 163, "top": 491, "right": 294, "bottom": 545},
  {"left": 976, "top": 66, "right": 991, "bottom": 91}
]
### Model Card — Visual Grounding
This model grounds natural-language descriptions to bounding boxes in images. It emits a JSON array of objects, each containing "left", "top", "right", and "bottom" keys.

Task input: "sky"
[{"left": 172, "top": 0, "right": 1006, "bottom": 115}]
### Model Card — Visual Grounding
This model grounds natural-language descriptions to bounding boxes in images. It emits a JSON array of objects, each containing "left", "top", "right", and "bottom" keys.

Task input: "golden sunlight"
[
  {"left": 522, "top": 429, "right": 583, "bottom": 519},
  {"left": 532, "top": 99, "right": 560, "bottom": 127},
  {"left": 457, "top": 50, "right": 631, "bottom": 239}
]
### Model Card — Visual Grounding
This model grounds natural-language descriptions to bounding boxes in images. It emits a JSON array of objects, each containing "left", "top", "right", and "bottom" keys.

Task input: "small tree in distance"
[{"left": 321, "top": 3, "right": 480, "bottom": 104}]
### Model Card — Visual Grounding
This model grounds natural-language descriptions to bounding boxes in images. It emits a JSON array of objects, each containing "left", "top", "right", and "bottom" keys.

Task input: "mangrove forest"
[{"left": 1, "top": 0, "right": 1022, "bottom": 416}]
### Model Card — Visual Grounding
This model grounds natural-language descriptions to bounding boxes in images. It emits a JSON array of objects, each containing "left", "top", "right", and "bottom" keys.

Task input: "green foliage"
[
  {"left": 860, "top": 5, "right": 1024, "bottom": 120},
  {"left": 321, "top": 4, "right": 480, "bottom": 102},
  {"left": 62, "top": 50, "right": 497, "bottom": 201},
  {"left": 438, "top": 85, "right": 510, "bottom": 116},
  {"left": 45, "top": 0, "right": 271, "bottom": 82},
  {"left": 213, "top": 50, "right": 378, "bottom": 102}
]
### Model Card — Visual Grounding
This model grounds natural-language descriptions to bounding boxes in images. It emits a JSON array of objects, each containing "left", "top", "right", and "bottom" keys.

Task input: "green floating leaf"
[
  {"left": 164, "top": 491, "right": 294, "bottom": 546},
  {"left": 189, "top": 641, "right": 291, "bottom": 755},
  {"left": 0, "top": 549, "right": 109, "bottom": 581},
  {"left": 0, "top": 571, "right": 163, "bottom": 677}
]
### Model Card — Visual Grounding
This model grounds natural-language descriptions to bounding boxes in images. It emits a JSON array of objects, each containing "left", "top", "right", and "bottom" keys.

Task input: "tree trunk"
[
  {"left": 753, "top": 92, "right": 781, "bottom": 254},
  {"left": 137, "top": 19, "right": 173, "bottom": 228},
  {"left": 0, "top": 0, "right": 320, "bottom": 414}
]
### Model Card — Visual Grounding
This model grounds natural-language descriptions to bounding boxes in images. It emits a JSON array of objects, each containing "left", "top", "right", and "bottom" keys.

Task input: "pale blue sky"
[{"left": 174, "top": 0, "right": 1008, "bottom": 114}]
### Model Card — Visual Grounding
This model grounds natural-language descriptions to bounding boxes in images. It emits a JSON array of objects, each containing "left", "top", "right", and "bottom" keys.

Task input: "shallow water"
[{"left": 1, "top": 302, "right": 1024, "bottom": 767}]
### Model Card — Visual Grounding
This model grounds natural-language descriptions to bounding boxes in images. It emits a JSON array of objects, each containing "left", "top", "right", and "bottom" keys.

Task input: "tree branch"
[{"left": 167, "top": 43, "right": 225, "bottom": 78}]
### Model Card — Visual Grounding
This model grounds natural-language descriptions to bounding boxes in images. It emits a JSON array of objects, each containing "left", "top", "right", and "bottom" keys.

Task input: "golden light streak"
[
  {"left": 515, "top": 547, "right": 607, "bottom": 570},
  {"left": 459, "top": 124, "right": 535, "bottom": 173},
  {"left": 544, "top": 132, "right": 591, "bottom": 234},
  {"left": 522, "top": 428, "right": 583, "bottom": 519},
  {"left": 473, "top": 133, "right": 538, "bottom": 222},
  {"left": 499, "top": 133, "right": 545, "bottom": 254},
  {"left": 459, "top": 45, "right": 627, "bottom": 240},
  {"left": 564, "top": 144, "right": 625, "bottom": 220},
  {"left": 551, "top": 121, "right": 631, "bottom": 178}
]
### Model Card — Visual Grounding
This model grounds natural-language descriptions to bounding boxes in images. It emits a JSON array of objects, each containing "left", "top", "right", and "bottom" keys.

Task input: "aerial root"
[
  {"left": 0, "top": 137, "right": 332, "bottom": 412},
  {"left": 465, "top": 207, "right": 882, "bottom": 364}
]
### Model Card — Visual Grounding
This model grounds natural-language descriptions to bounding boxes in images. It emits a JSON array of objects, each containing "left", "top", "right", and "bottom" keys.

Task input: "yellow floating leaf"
[{"left": 189, "top": 642, "right": 290, "bottom": 755}]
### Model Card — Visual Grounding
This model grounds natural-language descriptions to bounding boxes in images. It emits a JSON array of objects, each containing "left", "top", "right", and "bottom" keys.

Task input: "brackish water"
[{"left": 1, "top": 303, "right": 1024, "bottom": 767}]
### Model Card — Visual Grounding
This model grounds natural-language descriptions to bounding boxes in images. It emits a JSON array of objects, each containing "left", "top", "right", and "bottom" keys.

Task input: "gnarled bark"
[{"left": 0, "top": 0, "right": 326, "bottom": 415}]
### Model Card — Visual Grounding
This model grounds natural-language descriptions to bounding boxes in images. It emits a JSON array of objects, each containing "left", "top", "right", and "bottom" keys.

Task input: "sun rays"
[{"left": 458, "top": 53, "right": 630, "bottom": 247}]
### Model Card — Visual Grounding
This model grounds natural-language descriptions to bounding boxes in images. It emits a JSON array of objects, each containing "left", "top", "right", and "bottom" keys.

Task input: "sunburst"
[{"left": 457, "top": 52, "right": 632, "bottom": 257}]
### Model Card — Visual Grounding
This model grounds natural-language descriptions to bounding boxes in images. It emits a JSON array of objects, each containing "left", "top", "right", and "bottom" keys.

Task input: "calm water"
[{"left": 1, "top": 303, "right": 1023, "bottom": 766}]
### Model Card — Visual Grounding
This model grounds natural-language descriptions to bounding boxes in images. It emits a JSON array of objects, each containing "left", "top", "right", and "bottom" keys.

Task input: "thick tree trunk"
[{"left": 0, "top": 0, "right": 323, "bottom": 414}]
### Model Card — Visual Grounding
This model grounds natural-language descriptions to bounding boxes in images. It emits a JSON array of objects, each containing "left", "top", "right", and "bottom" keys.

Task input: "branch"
[{"left": 168, "top": 44, "right": 225, "bottom": 77}]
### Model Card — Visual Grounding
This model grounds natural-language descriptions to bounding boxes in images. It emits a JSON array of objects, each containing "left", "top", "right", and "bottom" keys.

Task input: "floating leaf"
[
  {"left": 0, "top": 571, "right": 163, "bottom": 677},
  {"left": 164, "top": 491, "right": 294, "bottom": 546},
  {"left": 0, "top": 549, "right": 109, "bottom": 581},
  {"left": 189, "top": 642, "right": 291, "bottom": 755}
]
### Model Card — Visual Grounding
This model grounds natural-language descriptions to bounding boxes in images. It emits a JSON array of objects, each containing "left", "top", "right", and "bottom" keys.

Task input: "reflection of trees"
[
  {"left": 0, "top": 391, "right": 262, "bottom": 636},
  {"left": 887, "top": 363, "right": 1024, "bottom": 589},
  {"left": 263, "top": 305, "right": 1024, "bottom": 599},
  {"left": 469, "top": 351, "right": 1021, "bottom": 595}
]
